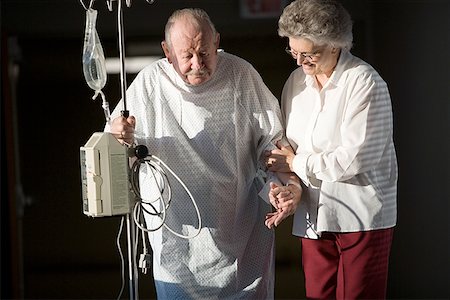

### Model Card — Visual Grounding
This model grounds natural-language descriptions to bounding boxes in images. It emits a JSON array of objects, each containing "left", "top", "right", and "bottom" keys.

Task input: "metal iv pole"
[
  {"left": 79, "top": 0, "right": 157, "bottom": 298},
  {"left": 108, "top": 1, "right": 157, "bottom": 299},
  {"left": 113, "top": 1, "right": 138, "bottom": 298},
  {"left": 116, "top": 0, "right": 134, "bottom": 300}
]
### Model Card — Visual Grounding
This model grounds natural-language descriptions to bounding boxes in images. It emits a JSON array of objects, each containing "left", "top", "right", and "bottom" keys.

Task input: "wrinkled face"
[
  {"left": 162, "top": 18, "right": 220, "bottom": 86},
  {"left": 288, "top": 37, "right": 339, "bottom": 77}
]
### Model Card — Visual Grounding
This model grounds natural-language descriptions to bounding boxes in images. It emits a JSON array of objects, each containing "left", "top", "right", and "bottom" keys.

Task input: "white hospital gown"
[{"left": 110, "top": 51, "right": 283, "bottom": 299}]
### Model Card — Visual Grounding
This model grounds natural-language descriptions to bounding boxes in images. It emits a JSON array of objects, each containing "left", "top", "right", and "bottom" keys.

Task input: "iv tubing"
[{"left": 152, "top": 155, "right": 202, "bottom": 239}]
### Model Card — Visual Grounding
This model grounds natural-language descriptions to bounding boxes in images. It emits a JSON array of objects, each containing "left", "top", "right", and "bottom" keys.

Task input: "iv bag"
[{"left": 82, "top": 8, "right": 107, "bottom": 92}]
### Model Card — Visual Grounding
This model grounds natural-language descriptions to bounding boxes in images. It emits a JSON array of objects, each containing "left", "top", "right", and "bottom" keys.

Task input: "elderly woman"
[{"left": 265, "top": 0, "right": 398, "bottom": 299}]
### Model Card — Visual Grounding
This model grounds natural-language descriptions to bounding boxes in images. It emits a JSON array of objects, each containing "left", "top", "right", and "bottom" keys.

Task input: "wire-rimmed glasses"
[{"left": 285, "top": 46, "right": 322, "bottom": 62}]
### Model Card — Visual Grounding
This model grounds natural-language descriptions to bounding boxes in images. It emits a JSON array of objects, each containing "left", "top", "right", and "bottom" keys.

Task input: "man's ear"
[
  {"left": 215, "top": 33, "right": 220, "bottom": 50},
  {"left": 161, "top": 41, "right": 172, "bottom": 63}
]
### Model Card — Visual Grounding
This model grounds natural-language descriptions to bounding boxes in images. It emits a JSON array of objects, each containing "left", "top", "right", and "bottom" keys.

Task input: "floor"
[
  {"left": 21, "top": 209, "right": 306, "bottom": 299},
  {"left": 23, "top": 263, "right": 305, "bottom": 299}
]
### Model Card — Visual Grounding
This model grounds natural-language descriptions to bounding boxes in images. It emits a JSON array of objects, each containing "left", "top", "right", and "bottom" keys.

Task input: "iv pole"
[
  {"left": 80, "top": 0, "right": 157, "bottom": 298},
  {"left": 116, "top": 0, "right": 129, "bottom": 118},
  {"left": 114, "top": 0, "right": 137, "bottom": 299},
  {"left": 110, "top": 1, "right": 156, "bottom": 299}
]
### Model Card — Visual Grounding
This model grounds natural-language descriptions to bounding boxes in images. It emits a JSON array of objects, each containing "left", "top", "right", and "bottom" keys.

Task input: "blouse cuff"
[
  {"left": 292, "top": 152, "right": 310, "bottom": 186},
  {"left": 285, "top": 179, "right": 302, "bottom": 191}
]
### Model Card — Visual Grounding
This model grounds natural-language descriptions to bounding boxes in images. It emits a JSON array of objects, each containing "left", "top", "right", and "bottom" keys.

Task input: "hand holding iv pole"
[{"left": 110, "top": 115, "right": 136, "bottom": 145}]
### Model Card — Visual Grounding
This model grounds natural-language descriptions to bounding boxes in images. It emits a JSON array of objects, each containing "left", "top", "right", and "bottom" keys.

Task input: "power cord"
[
  {"left": 116, "top": 216, "right": 126, "bottom": 300},
  {"left": 115, "top": 145, "right": 204, "bottom": 298},
  {"left": 130, "top": 146, "right": 202, "bottom": 239}
]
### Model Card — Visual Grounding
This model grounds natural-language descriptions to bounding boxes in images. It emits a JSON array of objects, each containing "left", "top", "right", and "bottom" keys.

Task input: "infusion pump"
[{"left": 80, "top": 132, "right": 133, "bottom": 217}]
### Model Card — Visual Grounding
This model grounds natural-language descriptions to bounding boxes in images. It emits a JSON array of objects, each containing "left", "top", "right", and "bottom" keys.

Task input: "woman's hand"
[
  {"left": 265, "top": 182, "right": 302, "bottom": 229},
  {"left": 265, "top": 141, "right": 296, "bottom": 173}
]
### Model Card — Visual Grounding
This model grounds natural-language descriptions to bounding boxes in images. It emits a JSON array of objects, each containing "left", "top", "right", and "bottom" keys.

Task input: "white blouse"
[{"left": 281, "top": 50, "right": 398, "bottom": 238}]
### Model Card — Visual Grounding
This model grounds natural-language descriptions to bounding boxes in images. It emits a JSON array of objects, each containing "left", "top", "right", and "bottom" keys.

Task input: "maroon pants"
[{"left": 301, "top": 228, "right": 394, "bottom": 300}]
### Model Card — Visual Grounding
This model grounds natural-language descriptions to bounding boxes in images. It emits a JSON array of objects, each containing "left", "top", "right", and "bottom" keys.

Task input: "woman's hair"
[
  {"left": 164, "top": 8, "right": 218, "bottom": 48},
  {"left": 278, "top": 0, "right": 353, "bottom": 50}
]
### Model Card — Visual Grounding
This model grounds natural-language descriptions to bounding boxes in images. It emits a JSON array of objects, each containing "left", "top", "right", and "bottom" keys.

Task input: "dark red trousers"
[{"left": 301, "top": 228, "right": 394, "bottom": 300}]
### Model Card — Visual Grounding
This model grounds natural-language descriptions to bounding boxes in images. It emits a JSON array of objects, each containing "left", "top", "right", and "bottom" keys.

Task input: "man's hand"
[
  {"left": 265, "top": 182, "right": 301, "bottom": 229},
  {"left": 110, "top": 115, "right": 136, "bottom": 145}
]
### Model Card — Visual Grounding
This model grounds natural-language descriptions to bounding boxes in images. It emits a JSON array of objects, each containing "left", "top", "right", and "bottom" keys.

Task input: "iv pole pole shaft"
[
  {"left": 117, "top": 1, "right": 137, "bottom": 299},
  {"left": 118, "top": 0, "right": 129, "bottom": 117},
  {"left": 126, "top": 215, "right": 138, "bottom": 300}
]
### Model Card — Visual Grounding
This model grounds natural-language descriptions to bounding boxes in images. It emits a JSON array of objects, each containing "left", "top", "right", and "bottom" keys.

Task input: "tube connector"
[{"left": 139, "top": 253, "right": 152, "bottom": 274}]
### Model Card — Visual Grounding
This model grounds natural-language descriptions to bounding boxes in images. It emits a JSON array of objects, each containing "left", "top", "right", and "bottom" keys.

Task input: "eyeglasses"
[{"left": 285, "top": 46, "right": 322, "bottom": 62}]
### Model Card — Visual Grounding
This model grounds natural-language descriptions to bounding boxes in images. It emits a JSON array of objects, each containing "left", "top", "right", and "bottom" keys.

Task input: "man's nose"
[{"left": 191, "top": 54, "right": 203, "bottom": 70}]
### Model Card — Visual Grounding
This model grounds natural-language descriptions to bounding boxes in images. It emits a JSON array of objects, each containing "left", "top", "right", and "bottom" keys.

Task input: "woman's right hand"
[{"left": 265, "top": 141, "right": 296, "bottom": 173}]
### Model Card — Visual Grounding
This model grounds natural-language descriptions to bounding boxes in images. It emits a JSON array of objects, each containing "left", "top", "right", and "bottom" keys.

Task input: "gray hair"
[
  {"left": 278, "top": 0, "right": 353, "bottom": 50},
  {"left": 164, "top": 8, "right": 218, "bottom": 48}
]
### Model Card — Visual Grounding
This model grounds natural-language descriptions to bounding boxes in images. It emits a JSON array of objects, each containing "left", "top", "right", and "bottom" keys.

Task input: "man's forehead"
[
  {"left": 171, "top": 17, "right": 212, "bottom": 37},
  {"left": 171, "top": 28, "right": 212, "bottom": 49}
]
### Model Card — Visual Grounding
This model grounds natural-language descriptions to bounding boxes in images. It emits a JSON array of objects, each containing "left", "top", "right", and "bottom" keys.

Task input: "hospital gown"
[{"left": 109, "top": 51, "right": 283, "bottom": 299}]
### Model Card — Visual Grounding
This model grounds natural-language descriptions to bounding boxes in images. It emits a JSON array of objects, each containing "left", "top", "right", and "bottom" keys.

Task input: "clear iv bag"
[
  {"left": 82, "top": 8, "right": 107, "bottom": 93},
  {"left": 82, "top": 8, "right": 110, "bottom": 123}
]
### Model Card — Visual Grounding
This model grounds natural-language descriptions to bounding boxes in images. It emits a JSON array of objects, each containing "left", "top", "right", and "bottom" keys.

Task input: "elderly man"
[{"left": 109, "top": 8, "right": 301, "bottom": 299}]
